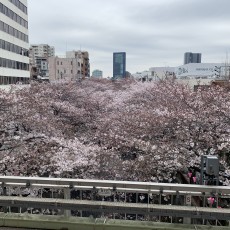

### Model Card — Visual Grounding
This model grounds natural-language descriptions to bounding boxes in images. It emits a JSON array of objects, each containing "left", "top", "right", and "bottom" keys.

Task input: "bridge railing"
[{"left": 0, "top": 176, "right": 229, "bottom": 226}]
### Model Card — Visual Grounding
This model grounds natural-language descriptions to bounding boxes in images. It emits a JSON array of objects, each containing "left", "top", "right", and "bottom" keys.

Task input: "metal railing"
[
  {"left": 0, "top": 176, "right": 229, "bottom": 226},
  {"left": 0, "top": 175, "right": 229, "bottom": 193}
]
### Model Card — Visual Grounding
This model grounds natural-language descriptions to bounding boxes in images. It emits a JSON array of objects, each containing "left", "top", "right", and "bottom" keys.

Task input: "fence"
[{"left": 0, "top": 176, "right": 229, "bottom": 226}]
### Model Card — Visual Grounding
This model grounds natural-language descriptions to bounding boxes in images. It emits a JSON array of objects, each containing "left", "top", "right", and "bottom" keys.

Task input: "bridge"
[{"left": 0, "top": 176, "right": 229, "bottom": 229}]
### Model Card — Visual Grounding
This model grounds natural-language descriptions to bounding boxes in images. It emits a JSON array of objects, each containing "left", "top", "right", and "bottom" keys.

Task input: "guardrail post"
[
  {"left": 124, "top": 192, "right": 126, "bottom": 220},
  {"left": 79, "top": 190, "right": 82, "bottom": 217},
  {"left": 183, "top": 194, "right": 191, "bottom": 224},
  {"left": 202, "top": 193, "right": 206, "bottom": 225},
  {"left": 64, "top": 187, "right": 71, "bottom": 217},
  {"left": 136, "top": 192, "right": 138, "bottom": 220},
  {"left": 159, "top": 191, "right": 162, "bottom": 222},
  {"left": 1, "top": 182, "right": 7, "bottom": 213}
]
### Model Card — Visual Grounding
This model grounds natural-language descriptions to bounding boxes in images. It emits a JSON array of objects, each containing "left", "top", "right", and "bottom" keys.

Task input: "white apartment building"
[
  {"left": 29, "top": 44, "right": 55, "bottom": 78},
  {"left": 0, "top": 0, "right": 30, "bottom": 85},
  {"left": 29, "top": 44, "right": 55, "bottom": 66}
]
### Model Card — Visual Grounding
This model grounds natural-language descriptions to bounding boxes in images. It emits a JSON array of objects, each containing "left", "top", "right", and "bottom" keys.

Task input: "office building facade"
[
  {"left": 184, "top": 52, "right": 201, "bottom": 65},
  {"left": 113, "top": 52, "right": 126, "bottom": 78},
  {"left": 0, "top": 0, "right": 30, "bottom": 85}
]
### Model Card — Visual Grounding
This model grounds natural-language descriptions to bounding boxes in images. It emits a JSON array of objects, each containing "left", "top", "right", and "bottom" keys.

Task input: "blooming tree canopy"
[{"left": 0, "top": 79, "right": 230, "bottom": 184}]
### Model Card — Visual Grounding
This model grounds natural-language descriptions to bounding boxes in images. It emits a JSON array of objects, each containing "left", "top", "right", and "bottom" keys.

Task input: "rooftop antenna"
[
  {"left": 225, "top": 51, "right": 229, "bottom": 80},
  {"left": 226, "top": 51, "right": 229, "bottom": 63},
  {"left": 227, "top": 51, "right": 230, "bottom": 80}
]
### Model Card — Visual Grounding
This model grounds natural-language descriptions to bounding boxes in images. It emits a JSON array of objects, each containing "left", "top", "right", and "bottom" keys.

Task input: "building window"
[
  {"left": 0, "top": 20, "right": 28, "bottom": 42},
  {"left": 0, "top": 57, "right": 29, "bottom": 70},
  {"left": 0, "top": 75, "right": 29, "bottom": 85},
  {"left": 9, "top": 0, "right": 27, "bottom": 14},
  {"left": 0, "top": 2, "right": 28, "bottom": 28},
  {"left": 0, "top": 39, "right": 29, "bottom": 56}
]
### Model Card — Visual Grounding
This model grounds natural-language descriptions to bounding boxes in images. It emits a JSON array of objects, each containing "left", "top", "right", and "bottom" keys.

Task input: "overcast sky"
[{"left": 28, "top": 0, "right": 230, "bottom": 77}]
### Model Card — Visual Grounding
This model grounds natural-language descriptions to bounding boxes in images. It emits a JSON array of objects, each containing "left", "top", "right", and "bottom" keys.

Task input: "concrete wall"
[{"left": 0, "top": 214, "right": 228, "bottom": 230}]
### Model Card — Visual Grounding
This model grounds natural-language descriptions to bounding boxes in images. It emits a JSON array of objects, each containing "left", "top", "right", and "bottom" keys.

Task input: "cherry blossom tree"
[
  {"left": 97, "top": 80, "right": 230, "bottom": 182},
  {"left": 0, "top": 79, "right": 230, "bottom": 184}
]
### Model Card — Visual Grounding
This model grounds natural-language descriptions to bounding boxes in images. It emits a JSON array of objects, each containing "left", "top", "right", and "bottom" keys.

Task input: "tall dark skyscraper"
[
  {"left": 184, "top": 52, "right": 201, "bottom": 64},
  {"left": 113, "top": 52, "right": 126, "bottom": 78}
]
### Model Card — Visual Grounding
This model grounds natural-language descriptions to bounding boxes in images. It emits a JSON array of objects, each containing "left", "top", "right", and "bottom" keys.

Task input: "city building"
[
  {"left": 175, "top": 63, "right": 228, "bottom": 87},
  {"left": 131, "top": 71, "right": 152, "bottom": 82},
  {"left": 48, "top": 50, "right": 90, "bottom": 82},
  {"left": 29, "top": 44, "right": 55, "bottom": 66},
  {"left": 113, "top": 52, "right": 126, "bottom": 78},
  {"left": 66, "top": 51, "right": 90, "bottom": 78},
  {"left": 0, "top": 0, "right": 30, "bottom": 85},
  {"left": 34, "top": 57, "right": 49, "bottom": 78},
  {"left": 149, "top": 67, "right": 175, "bottom": 81},
  {"left": 184, "top": 52, "right": 201, "bottom": 64},
  {"left": 29, "top": 44, "right": 55, "bottom": 78},
  {"left": 92, "top": 69, "right": 103, "bottom": 78},
  {"left": 147, "top": 63, "right": 229, "bottom": 89},
  {"left": 132, "top": 68, "right": 175, "bottom": 82}
]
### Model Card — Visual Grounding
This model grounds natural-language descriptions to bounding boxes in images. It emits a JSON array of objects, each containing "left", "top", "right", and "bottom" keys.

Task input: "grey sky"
[{"left": 28, "top": 0, "right": 230, "bottom": 77}]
